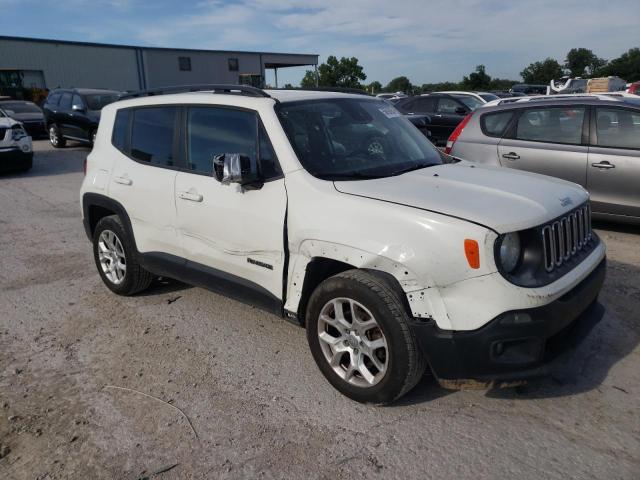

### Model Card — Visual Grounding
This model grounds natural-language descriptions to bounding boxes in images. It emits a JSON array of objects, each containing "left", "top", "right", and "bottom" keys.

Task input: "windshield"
[
  {"left": 84, "top": 93, "right": 119, "bottom": 110},
  {"left": 276, "top": 98, "right": 443, "bottom": 180},
  {"left": 0, "top": 101, "right": 41, "bottom": 113},
  {"left": 451, "top": 94, "right": 484, "bottom": 110}
]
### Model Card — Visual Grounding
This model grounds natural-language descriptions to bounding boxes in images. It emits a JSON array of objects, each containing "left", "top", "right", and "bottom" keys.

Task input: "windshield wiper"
[
  {"left": 388, "top": 163, "right": 438, "bottom": 176},
  {"left": 319, "top": 172, "right": 385, "bottom": 181}
]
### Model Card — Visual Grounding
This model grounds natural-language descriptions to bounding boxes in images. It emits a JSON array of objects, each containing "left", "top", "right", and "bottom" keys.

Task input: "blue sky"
[{"left": 1, "top": 0, "right": 638, "bottom": 87}]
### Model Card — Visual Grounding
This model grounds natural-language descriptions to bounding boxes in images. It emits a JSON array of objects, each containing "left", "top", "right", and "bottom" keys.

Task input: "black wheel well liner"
[
  {"left": 297, "top": 257, "right": 354, "bottom": 324},
  {"left": 82, "top": 193, "right": 137, "bottom": 252},
  {"left": 296, "top": 257, "right": 414, "bottom": 326}
]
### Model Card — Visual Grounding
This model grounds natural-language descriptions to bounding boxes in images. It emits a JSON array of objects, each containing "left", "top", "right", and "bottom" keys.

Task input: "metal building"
[{"left": 0, "top": 35, "right": 318, "bottom": 92}]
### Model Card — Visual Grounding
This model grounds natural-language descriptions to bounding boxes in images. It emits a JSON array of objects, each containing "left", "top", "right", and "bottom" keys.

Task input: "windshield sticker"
[{"left": 379, "top": 105, "right": 401, "bottom": 119}]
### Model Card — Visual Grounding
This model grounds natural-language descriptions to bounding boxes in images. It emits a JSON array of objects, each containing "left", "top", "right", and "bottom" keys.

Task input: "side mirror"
[
  {"left": 455, "top": 107, "right": 468, "bottom": 115},
  {"left": 72, "top": 104, "right": 85, "bottom": 112},
  {"left": 213, "top": 153, "right": 262, "bottom": 189}
]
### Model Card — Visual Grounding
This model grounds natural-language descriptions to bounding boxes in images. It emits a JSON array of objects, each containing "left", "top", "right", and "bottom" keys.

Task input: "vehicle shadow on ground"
[{"left": 137, "top": 277, "right": 193, "bottom": 297}]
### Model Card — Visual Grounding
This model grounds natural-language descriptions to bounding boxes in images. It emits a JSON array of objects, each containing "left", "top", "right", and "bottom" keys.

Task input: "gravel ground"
[{"left": 0, "top": 140, "right": 638, "bottom": 480}]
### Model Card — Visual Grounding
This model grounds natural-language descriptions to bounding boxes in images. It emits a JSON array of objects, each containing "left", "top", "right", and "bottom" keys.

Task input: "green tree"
[
  {"left": 300, "top": 55, "right": 367, "bottom": 89},
  {"left": 597, "top": 47, "right": 640, "bottom": 81},
  {"left": 488, "top": 78, "right": 520, "bottom": 91},
  {"left": 565, "top": 48, "right": 606, "bottom": 77},
  {"left": 367, "top": 81, "right": 382, "bottom": 94},
  {"left": 420, "top": 81, "right": 461, "bottom": 93},
  {"left": 385, "top": 76, "right": 412, "bottom": 93},
  {"left": 520, "top": 58, "right": 564, "bottom": 84},
  {"left": 460, "top": 65, "right": 491, "bottom": 90}
]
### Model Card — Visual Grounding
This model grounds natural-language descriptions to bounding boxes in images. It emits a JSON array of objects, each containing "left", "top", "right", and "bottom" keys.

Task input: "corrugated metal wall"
[
  {"left": 142, "top": 50, "right": 263, "bottom": 88},
  {"left": 0, "top": 37, "right": 318, "bottom": 91},
  {"left": 0, "top": 38, "right": 141, "bottom": 91}
]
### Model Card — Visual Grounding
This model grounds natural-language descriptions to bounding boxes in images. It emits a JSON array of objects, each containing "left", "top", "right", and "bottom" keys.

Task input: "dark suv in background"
[
  {"left": 395, "top": 93, "right": 475, "bottom": 146},
  {"left": 43, "top": 88, "right": 121, "bottom": 147}
]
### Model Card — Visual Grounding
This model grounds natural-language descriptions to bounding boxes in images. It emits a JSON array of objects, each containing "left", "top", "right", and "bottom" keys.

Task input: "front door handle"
[
  {"left": 178, "top": 191, "right": 203, "bottom": 202},
  {"left": 591, "top": 161, "right": 615, "bottom": 169},
  {"left": 434, "top": 114, "right": 443, "bottom": 117},
  {"left": 502, "top": 152, "right": 520, "bottom": 160},
  {"left": 114, "top": 176, "right": 132, "bottom": 186}
]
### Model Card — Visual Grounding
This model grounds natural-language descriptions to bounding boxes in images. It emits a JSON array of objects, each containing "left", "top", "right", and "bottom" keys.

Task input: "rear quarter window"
[
  {"left": 480, "top": 111, "right": 514, "bottom": 137},
  {"left": 112, "top": 109, "right": 131, "bottom": 153}
]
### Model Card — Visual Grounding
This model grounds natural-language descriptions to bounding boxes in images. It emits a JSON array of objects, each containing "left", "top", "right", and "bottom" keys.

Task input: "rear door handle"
[
  {"left": 114, "top": 176, "right": 132, "bottom": 185},
  {"left": 591, "top": 161, "right": 615, "bottom": 169},
  {"left": 178, "top": 191, "right": 203, "bottom": 202},
  {"left": 502, "top": 152, "right": 520, "bottom": 160}
]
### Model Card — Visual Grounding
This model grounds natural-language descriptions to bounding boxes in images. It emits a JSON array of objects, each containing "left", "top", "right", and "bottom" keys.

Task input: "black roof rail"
[
  {"left": 119, "top": 84, "right": 273, "bottom": 100},
  {"left": 271, "top": 86, "right": 370, "bottom": 96}
]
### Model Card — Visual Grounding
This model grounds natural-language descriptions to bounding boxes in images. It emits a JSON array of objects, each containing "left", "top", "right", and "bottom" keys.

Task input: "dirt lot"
[{"left": 0, "top": 140, "right": 639, "bottom": 479}]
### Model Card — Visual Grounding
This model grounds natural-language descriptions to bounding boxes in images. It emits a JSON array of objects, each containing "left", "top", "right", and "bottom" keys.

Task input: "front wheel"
[{"left": 306, "top": 269, "right": 426, "bottom": 404}]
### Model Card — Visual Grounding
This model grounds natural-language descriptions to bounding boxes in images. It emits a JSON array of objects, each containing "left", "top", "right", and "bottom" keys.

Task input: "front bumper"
[
  {"left": 412, "top": 258, "right": 606, "bottom": 388},
  {"left": 0, "top": 148, "right": 33, "bottom": 172}
]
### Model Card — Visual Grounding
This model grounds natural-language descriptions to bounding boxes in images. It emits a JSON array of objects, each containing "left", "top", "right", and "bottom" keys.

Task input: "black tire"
[
  {"left": 92, "top": 215, "right": 154, "bottom": 295},
  {"left": 306, "top": 269, "right": 426, "bottom": 404},
  {"left": 49, "top": 124, "right": 66, "bottom": 148}
]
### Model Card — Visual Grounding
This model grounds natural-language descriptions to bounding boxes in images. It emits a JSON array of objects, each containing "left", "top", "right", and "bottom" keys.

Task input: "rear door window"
[
  {"left": 47, "top": 93, "right": 61, "bottom": 106},
  {"left": 130, "top": 107, "right": 177, "bottom": 166},
  {"left": 436, "top": 97, "right": 463, "bottom": 113},
  {"left": 515, "top": 107, "right": 585, "bottom": 144},
  {"left": 59, "top": 93, "right": 72, "bottom": 111},
  {"left": 595, "top": 108, "right": 640, "bottom": 149},
  {"left": 481, "top": 111, "right": 514, "bottom": 137}
]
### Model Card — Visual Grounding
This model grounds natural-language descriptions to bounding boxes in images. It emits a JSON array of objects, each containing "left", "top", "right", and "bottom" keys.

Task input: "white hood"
[{"left": 334, "top": 161, "right": 588, "bottom": 233}]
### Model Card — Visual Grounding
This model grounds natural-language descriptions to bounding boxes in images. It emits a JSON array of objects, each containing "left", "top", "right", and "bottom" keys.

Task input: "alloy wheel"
[
  {"left": 49, "top": 126, "right": 58, "bottom": 146},
  {"left": 97, "top": 230, "right": 126, "bottom": 284},
  {"left": 317, "top": 297, "right": 389, "bottom": 387}
]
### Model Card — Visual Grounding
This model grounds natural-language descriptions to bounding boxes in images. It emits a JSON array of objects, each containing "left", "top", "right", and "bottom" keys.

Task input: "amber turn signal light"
[{"left": 464, "top": 239, "right": 480, "bottom": 269}]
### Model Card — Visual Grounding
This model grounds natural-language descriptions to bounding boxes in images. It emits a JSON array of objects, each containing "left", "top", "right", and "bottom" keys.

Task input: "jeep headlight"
[{"left": 497, "top": 232, "right": 521, "bottom": 273}]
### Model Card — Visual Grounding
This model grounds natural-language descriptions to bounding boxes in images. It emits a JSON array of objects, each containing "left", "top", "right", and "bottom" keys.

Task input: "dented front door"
[{"left": 174, "top": 106, "right": 287, "bottom": 301}]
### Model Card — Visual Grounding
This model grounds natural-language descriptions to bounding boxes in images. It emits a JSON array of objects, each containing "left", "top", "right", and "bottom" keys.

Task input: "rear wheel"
[
  {"left": 306, "top": 269, "right": 426, "bottom": 404},
  {"left": 92, "top": 215, "right": 153, "bottom": 295},
  {"left": 49, "top": 124, "right": 66, "bottom": 148}
]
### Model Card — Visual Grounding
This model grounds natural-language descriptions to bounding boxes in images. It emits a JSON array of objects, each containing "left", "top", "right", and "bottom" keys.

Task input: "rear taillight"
[
  {"left": 445, "top": 112, "right": 474, "bottom": 154},
  {"left": 83, "top": 158, "right": 87, "bottom": 176}
]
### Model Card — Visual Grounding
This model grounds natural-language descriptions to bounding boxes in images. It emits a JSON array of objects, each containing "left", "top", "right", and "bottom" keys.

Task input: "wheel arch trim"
[
  {"left": 82, "top": 192, "right": 138, "bottom": 252},
  {"left": 284, "top": 240, "right": 439, "bottom": 324}
]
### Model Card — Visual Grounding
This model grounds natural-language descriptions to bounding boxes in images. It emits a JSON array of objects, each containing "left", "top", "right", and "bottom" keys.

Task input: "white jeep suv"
[{"left": 80, "top": 85, "right": 606, "bottom": 403}]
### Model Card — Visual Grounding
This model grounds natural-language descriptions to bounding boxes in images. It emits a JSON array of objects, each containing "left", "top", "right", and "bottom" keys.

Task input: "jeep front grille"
[{"left": 541, "top": 204, "right": 592, "bottom": 272}]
